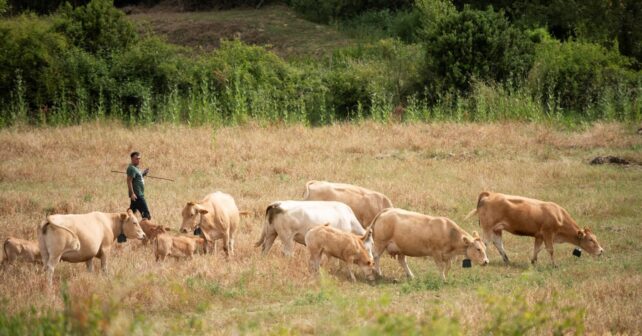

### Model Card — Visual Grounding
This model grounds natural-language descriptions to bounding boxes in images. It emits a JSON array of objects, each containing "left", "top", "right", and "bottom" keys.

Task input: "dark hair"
[{"left": 130, "top": 151, "right": 140, "bottom": 158}]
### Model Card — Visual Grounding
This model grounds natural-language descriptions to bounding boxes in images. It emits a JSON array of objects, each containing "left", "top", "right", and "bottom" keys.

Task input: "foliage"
[
  {"left": 421, "top": 5, "right": 534, "bottom": 98},
  {"left": 528, "top": 40, "right": 641, "bottom": 119},
  {"left": 288, "top": 0, "right": 413, "bottom": 24},
  {"left": 340, "top": 8, "right": 422, "bottom": 43}
]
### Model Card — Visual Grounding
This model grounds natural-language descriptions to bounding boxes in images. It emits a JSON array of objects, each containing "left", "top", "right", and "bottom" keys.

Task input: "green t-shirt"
[{"left": 127, "top": 164, "right": 145, "bottom": 197}]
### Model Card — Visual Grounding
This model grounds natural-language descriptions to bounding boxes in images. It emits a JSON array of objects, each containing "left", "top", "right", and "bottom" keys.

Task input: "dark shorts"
[{"left": 130, "top": 196, "right": 151, "bottom": 220}]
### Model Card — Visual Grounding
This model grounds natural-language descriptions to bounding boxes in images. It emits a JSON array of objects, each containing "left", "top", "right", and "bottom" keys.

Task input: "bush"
[
  {"left": 53, "top": 0, "right": 137, "bottom": 55},
  {"left": 421, "top": 5, "right": 534, "bottom": 99},
  {"left": 340, "top": 9, "right": 422, "bottom": 43},
  {"left": 288, "top": 0, "right": 413, "bottom": 24},
  {"left": 528, "top": 40, "right": 641, "bottom": 119}
]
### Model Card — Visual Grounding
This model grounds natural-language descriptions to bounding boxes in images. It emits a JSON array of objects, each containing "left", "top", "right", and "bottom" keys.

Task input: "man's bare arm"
[{"left": 127, "top": 176, "right": 136, "bottom": 200}]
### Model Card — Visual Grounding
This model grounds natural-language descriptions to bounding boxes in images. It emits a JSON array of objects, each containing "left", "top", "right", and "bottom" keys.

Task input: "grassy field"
[
  {"left": 0, "top": 122, "right": 641, "bottom": 335},
  {"left": 129, "top": 3, "right": 354, "bottom": 59}
]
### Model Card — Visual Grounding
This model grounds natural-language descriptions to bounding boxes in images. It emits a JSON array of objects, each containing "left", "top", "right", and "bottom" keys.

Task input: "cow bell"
[
  {"left": 117, "top": 233, "right": 127, "bottom": 243},
  {"left": 572, "top": 248, "right": 582, "bottom": 257},
  {"left": 193, "top": 227, "right": 202, "bottom": 236},
  {"left": 462, "top": 259, "right": 472, "bottom": 268}
]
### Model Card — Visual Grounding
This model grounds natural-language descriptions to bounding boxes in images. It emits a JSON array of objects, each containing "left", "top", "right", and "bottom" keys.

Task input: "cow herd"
[{"left": 1, "top": 180, "right": 604, "bottom": 287}]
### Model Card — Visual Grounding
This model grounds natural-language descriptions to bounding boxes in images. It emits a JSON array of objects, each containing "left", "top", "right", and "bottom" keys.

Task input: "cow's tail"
[
  {"left": 41, "top": 218, "right": 81, "bottom": 251},
  {"left": 302, "top": 180, "right": 318, "bottom": 199},
  {"left": 367, "top": 208, "right": 388, "bottom": 240},
  {"left": 255, "top": 203, "right": 282, "bottom": 247},
  {"left": 464, "top": 191, "right": 490, "bottom": 222}
]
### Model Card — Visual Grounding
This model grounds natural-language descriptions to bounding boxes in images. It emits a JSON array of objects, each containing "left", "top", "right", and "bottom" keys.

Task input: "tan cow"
[
  {"left": 370, "top": 208, "right": 489, "bottom": 281},
  {"left": 154, "top": 234, "right": 205, "bottom": 261},
  {"left": 139, "top": 219, "right": 171, "bottom": 245},
  {"left": 38, "top": 209, "right": 146, "bottom": 285},
  {"left": 305, "top": 224, "right": 375, "bottom": 282},
  {"left": 465, "top": 191, "right": 604, "bottom": 266},
  {"left": 2, "top": 237, "right": 41, "bottom": 266},
  {"left": 303, "top": 180, "right": 393, "bottom": 229},
  {"left": 179, "top": 191, "right": 239, "bottom": 258}
]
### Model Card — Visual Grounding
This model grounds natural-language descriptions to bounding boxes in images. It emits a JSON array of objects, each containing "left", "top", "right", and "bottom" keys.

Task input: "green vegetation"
[{"left": 0, "top": 0, "right": 640, "bottom": 126}]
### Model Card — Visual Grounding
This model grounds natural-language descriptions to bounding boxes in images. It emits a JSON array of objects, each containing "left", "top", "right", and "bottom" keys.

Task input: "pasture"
[{"left": 0, "top": 122, "right": 641, "bottom": 334}]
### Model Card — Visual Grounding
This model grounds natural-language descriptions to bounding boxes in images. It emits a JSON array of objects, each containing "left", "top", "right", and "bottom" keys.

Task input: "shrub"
[
  {"left": 340, "top": 9, "right": 422, "bottom": 43},
  {"left": 528, "top": 40, "right": 641, "bottom": 119},
  {"left": 421, "top": 5, "right": 534, "bottom": 99},
  {"left": 288, "top": 0, "right": 413, "bottom": 24},
  {"left": 53, "top": 0, "right": 137, "bottom": 55}
]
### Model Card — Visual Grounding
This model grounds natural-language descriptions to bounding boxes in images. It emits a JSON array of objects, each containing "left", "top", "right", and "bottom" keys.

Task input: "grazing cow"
[
  {"left": 302, "top": 180, "right": 393, "bottom": 229},
  {"left": 305, "top": 224, "right": 375, "bottom": 282},
  {"left": 2, "top": 237, "right": 41, "bottom": 266},
  {"left": 255, "top": 200, "right": 371, "bottom": 257},
  {"left": 154, "top": 234, "right": 205, "bottom": 261},
  {"left": 465, "top": 191, "right": 604, "bottom": 266},
  {"left": 179, "top": 191, "right": 239, "bottom": 258},
  {"left": 38, "top": 209, "right": 146, "bottom": 285},
  {"left": 139, "top": 219, "right": 171, "bottom": 245},
  {"left": 370, "top": 208, "right": 489, "bottom": 281}
]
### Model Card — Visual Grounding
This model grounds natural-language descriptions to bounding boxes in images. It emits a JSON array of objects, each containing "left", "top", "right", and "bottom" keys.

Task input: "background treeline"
[{"left": 0, "top": 0, "right": 640, "bottom": 126}]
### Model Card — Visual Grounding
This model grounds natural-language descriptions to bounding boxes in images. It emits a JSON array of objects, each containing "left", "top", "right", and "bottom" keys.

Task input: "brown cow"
[
  {"left": 39, "top": 209, "right": 146, "bottom": 286},
  {"left": 304, "top": 224, "right": 375, "bottom": 282},
  {"left": 302, "top": 180, "right": 393, "bottom": 229},
  {"left": 465, "top": 192, "right": 604, "bottom": 266},
  {"left": 179, "top": 191, "right": 239, "bottom": 258},
  {"left": 2, "top": 237, "right": 41, "bottom": 266},
  {"left": 371, "top": 208, "right": 488, "bottom": 281},
  {"left": 154, "top": 234, "right": 205, "bottom": 261}
]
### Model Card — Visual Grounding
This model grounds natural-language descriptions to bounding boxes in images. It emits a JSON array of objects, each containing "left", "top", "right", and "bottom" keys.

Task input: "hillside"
[{"left": 128, "top": 3, "right": 354, "bottom": 59}]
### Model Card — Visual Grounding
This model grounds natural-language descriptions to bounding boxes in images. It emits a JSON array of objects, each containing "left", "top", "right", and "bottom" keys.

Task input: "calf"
[
  {"left": 139, "top": 219, "right": 171, "bottom": 245},
  {"left": 465, "top": 191, "right": 604, "bottom": 266},
  {"left": 305, "top": 224, "right": 375, "bottom": 282},
  {"left": 154, "top": 234, "right": 205, "bottom": 262},
  {"left": 371, "top": 208, "right": 488, "bottom": 281},
  {"left": 2, "top": 237, "right": 41, "bottom": 266}
]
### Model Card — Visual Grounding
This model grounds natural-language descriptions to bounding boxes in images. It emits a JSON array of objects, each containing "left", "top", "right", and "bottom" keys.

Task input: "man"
[{"left": 127, "top": 151, "right": 151, "bottom": 219}]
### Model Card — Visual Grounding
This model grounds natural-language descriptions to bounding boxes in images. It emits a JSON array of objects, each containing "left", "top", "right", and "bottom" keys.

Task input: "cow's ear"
[
  {"left": 472, "top": 231, "right": 480, "bottom": 239},
  {"left": 462, "top": 236, "right": 473, "bottom": 246},
  {"left": 187, "top": 201, "right": 195, "bottom": 206},
  {"left": 120, "top": 213, "right": 128, "bottom": 220},
  {"left": 577, "top": 230, "right": 586, "bottom": 239},
  {"left": 197, "top": 209, "right": 209, "bottom": 215},
  {"left": 584, "top": 227, "right": 592, "bottom": 234},
  {"left": 164, "top": 226, "right": 171, "bottom": 232}
]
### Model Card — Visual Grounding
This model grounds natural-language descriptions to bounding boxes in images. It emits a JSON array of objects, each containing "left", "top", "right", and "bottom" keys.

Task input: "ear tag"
[
  {"left": 117, "top": 233, "right": 127, "bottom": 243},
  {"left": 572, "top": 248, "right": 582, "bottom": 257},
  {"left": 462, "top": 259, "right": 472, "bottom": 268},
  {"left": 194, "top": 227, "right": 202, "bottom": 236}
]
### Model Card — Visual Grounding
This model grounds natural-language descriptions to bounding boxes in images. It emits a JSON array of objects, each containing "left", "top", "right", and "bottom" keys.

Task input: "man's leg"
[{"left": 137, "top": 196, "right": 151, "bottom": 220}]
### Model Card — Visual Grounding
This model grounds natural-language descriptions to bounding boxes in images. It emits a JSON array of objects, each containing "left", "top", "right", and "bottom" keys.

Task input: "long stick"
[{"left": 110, "top": 170, "right": 175, "bottom": 182}]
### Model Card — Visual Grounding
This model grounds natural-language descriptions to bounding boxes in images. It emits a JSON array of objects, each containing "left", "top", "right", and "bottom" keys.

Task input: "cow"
[
  {"left": 305, "top": 224, "right": 375, "bottom": 282},
  {"left": 2, "top": 237, "right": 41, "bottom": 266},
  {"left": 38, "top": 209, "right": 146, "bottom": 286},
  {"left": 465, "top": 191, "right": 604, "bottom": 266},
  {"left": 154, "top": 234, "right": 205, "bottom": 261},
  {"left": 255, "top": 200, "right": 371, "bottom": 257},
  {"left": 179, "top": 191, "right": 239, "bottom": 258},
  {"left": 139, "top": 219, "right": 171, "bottom": 245},
  {"left": 370, "top": 208, "right": 489, "bottom": 281},
  {"left": 302, "top": 180, "right": 393, "bottom": 229}
]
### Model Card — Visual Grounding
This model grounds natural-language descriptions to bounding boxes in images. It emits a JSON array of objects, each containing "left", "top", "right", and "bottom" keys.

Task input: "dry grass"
[{"left": 0, "top": 121, "right": 641, "bottom": 334}]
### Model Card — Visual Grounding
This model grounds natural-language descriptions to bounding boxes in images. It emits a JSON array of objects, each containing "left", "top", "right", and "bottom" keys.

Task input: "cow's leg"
[
  {"left": 440, "top": 259, "right": 452, "bottom": 282},
  {"left": 99, "top": 250, "right": 109, "bottom": 274},
  {"left": 543, "top": 234, "right": 556, "bottom": 267},
  {"left": 531, "top": 236, "right": 544, "bottom": 265},
  {"left": 44, "top": 252, "right": 62, "bottom": 287},
  {"left": 308, "top": 249, "right": 322, "bottom": 275},
  {"left": 279, "top": 234, "right": 295, "bottom": 257},
  {"left": 345, "top": 257, "right": 357, "bottom": 282},
  {"left": 86, "top": 259, "right": 94, "bottom": 272},
  {"left": 491, "top": 231, "right": 510, "bottom": 264},
  {"left": 222, "top": 235, "right": 232, "bottom": 259},
  {"left": 373, "top": 243, "right": 388, "bottom": 277},
  {"left": 397, "top": 255, "right": 415, "bottom": 279}
]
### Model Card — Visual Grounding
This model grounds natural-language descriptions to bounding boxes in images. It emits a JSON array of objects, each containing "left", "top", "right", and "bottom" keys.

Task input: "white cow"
[
  {"left": 39, "top": 209, "right": 146, "bottom": 285},
  {"left": 255, "top": 200, "right": 371, "bottom": 257}
]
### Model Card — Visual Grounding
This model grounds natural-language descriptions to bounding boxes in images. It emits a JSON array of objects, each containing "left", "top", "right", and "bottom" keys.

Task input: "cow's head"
[
  {"left": 121, "top": 209, "right": 146, "bottom": 240},
  {"left": 577, "top": 228, "right": 603, "bottom": 256},
  {"left": 180, "top": 202, "right": 208, "bottom": 233},
  {"left": 147, "top": 225, "right": 171, "bottom": 241},
  {"left": 463, "top": 231, "right": 489, "bottom": 266}
]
